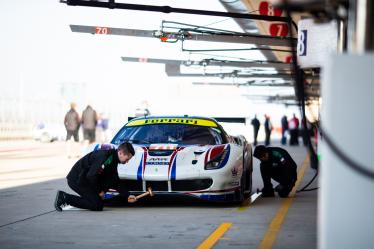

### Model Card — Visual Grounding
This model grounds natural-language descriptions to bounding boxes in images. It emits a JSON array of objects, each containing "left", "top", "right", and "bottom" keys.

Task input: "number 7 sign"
[{"left": 269, "top": 23, "right": 289, "bottom": 37}]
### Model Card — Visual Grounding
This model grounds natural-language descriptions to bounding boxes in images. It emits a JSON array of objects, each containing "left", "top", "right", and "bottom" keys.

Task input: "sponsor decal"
[
  {"left": 149, "top": 144, "right": 178, "bottom": 150},
  {"left": 126, "top": 118, "right": 218, "bottom": 127},
  {"left": 231, "top": 167, "right": 238, "bottom": 177},
  {"left": 229, "top": 181, "right": 240, "bottom": 186},
  {"left": 146, "top": 162, "right": 169, "bottom": 165},
  {"left": 146, "top": 157, "right": 169, "bottom": 165}
]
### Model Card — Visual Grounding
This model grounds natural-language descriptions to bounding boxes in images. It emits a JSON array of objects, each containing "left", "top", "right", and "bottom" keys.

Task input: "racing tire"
[
  {"left": 244, "top": 172, "right": 252, "bottom": 199},
  {"left": 244, "top": 155, "right": 253, "bottom": 198},
  {"left": 235, "top": 168, "right": 247, "bottom": 204}
]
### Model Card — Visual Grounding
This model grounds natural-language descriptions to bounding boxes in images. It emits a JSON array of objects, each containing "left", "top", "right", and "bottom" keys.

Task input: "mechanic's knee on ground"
[
  {"left": 90, "top": 201, "right": 104, "bottom": 211},
  {"left": 277, "top": 190, "right": 290, "bottom": 198},
  {"left": 275, "top": 184, "right": 292, "bottom": 198}
]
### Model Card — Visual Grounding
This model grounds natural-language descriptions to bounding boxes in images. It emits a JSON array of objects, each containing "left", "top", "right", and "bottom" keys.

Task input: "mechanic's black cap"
[
  {"left": 118, "top": 142, "right": 135, "bottom": 156},
  {"left": 253, "top": 145, "right": 268, "bottom": 159}
]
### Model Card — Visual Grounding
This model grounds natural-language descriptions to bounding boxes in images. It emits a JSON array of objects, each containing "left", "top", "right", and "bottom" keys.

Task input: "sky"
[{"left": 0, "top": 0, "right": 299, "bottom": 132}]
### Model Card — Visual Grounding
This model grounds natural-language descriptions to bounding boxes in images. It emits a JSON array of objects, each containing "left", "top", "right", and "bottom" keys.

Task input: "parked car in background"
[{"left": 33, "top": 123, "right": 65, "bottom": 142}]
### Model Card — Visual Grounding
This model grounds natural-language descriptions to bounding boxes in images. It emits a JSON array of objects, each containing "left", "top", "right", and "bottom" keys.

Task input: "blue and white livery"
[{"left": 95, "top": 116, "right": 253, "bottom": 202}]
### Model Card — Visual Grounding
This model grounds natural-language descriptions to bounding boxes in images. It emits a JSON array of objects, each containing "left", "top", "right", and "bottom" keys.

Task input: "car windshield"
[{"left": 112, "top": 124, "right": 225, "bottom": 145}]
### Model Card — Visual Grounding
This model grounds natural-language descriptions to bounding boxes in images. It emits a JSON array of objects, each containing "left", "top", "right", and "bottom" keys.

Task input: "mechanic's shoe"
[
  {"left": 54, "top": 191, "right": 66, "bottom": 212},
  {"left": 261, "top": 187, "right": 275, "bottom": 197},
  {"left": 275, "top": 184, "right": 291, "bottom": 198}
]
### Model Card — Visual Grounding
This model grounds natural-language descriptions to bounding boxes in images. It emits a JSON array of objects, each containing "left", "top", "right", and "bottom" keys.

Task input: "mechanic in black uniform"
[
  {"left": 253, "top": 145, "right": 297, "bottom": 198},
  {"left": 54, "top": 142, "right": 135, "bottom": 211}
]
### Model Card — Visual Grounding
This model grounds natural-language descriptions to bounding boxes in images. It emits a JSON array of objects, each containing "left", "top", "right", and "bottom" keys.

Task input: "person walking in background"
[
  {"left": 301, "top": 117, "right": 313, "bottom": 146},
  {"left": 97, "top": 112, "right": 110, "bottom": 143},
  {"left": 82, "top": 105, "right": 98, "bottom": 146},
  {"left": 281, "top": 115, "right": 288, "bottom": 145},
  {"left": 288, "top": 113, "right": 300, "bottom": 145},
  {"left": 64, "top": 102, "right": 80, "bottom": 158},
  {"left": 264, "top": 115, "right": 273, "bottom": 146},
  {"left": 251, "top": 115, "right": 260, "bottom": 146}
]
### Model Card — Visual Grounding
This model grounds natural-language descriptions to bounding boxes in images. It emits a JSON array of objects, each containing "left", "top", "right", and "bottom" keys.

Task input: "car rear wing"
[{"left": 213, "top": 117, "right": 246, "bottom": 124}]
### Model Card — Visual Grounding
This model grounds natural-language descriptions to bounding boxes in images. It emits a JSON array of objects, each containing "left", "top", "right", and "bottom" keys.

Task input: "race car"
[{"left": 97, "top": 116, "right": 253, "bottom": 202}]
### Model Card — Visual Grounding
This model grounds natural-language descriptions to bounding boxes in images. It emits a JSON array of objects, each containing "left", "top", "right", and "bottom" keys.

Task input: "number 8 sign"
[
  {"left": 298, "top": 30, "right": 308, "bottom": 56},
  {"left": 259, "top": 1, "right": 282, "bottom": 16}
]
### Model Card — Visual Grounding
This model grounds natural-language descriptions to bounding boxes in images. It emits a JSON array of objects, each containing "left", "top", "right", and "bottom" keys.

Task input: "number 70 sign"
[{"left": 95, "top": 27, "right": 110, "bottom": 34}]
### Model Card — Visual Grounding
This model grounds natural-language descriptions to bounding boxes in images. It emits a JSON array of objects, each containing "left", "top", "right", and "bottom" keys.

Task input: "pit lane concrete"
[{"left": 0, "top": 140, "right": 316, "bottom": 249}]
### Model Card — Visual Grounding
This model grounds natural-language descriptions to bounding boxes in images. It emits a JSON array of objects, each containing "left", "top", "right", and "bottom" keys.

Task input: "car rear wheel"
[
  {"left": 236, "top": 158, "right": 250, "bottom": 203},
  {"left": 245, "top": 155, "right": 253, "bottom": 198},
  {"left": 234, "top": 173, "right": 246, "bottom": 203},
  {"left": 244, "top": 172, "right": 252, "bottom": 198}
]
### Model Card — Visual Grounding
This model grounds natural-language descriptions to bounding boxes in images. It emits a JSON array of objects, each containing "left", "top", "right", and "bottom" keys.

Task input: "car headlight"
[{"left": 205, "top": 146, "right": 230, "bottom": 170}]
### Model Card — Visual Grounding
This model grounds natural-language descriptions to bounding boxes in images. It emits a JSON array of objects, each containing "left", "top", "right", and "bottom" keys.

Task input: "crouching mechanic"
[
  {"left": 54, "top": 142, "right": 135, "bottom": 211},
  {"left": 253, "top": 145, "right": 297, "bottom": 198}
]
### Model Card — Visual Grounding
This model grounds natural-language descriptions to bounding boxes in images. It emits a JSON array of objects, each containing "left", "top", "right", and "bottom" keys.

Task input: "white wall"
[{"left": 319, "top": 54, "right": 374, "bottom": 249}]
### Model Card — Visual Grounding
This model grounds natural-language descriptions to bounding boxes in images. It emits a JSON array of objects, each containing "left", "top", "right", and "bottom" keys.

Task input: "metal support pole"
[
  {"left": 61, "top": 0, "right": 292, "bottom": 22},
  {"left": 355, "top": 0, "right": 374, "bottom": 52},
  {"left": 337, "top": 19, "right": 347, "bottom": 52}
]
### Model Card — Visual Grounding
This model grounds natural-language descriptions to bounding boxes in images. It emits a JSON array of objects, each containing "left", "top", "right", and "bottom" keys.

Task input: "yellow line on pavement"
[
  {"left": 196, "top": 223, "right": 232, "bottom": 249},
  {"left": 219, "top": 237, "right": 231, "bottom": 241},
  {"left": 257, "top": 156, "right": 309, "bottom": 249},
  {"left": 237, "top": 198, "right": 250, "bottom": 212}
]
